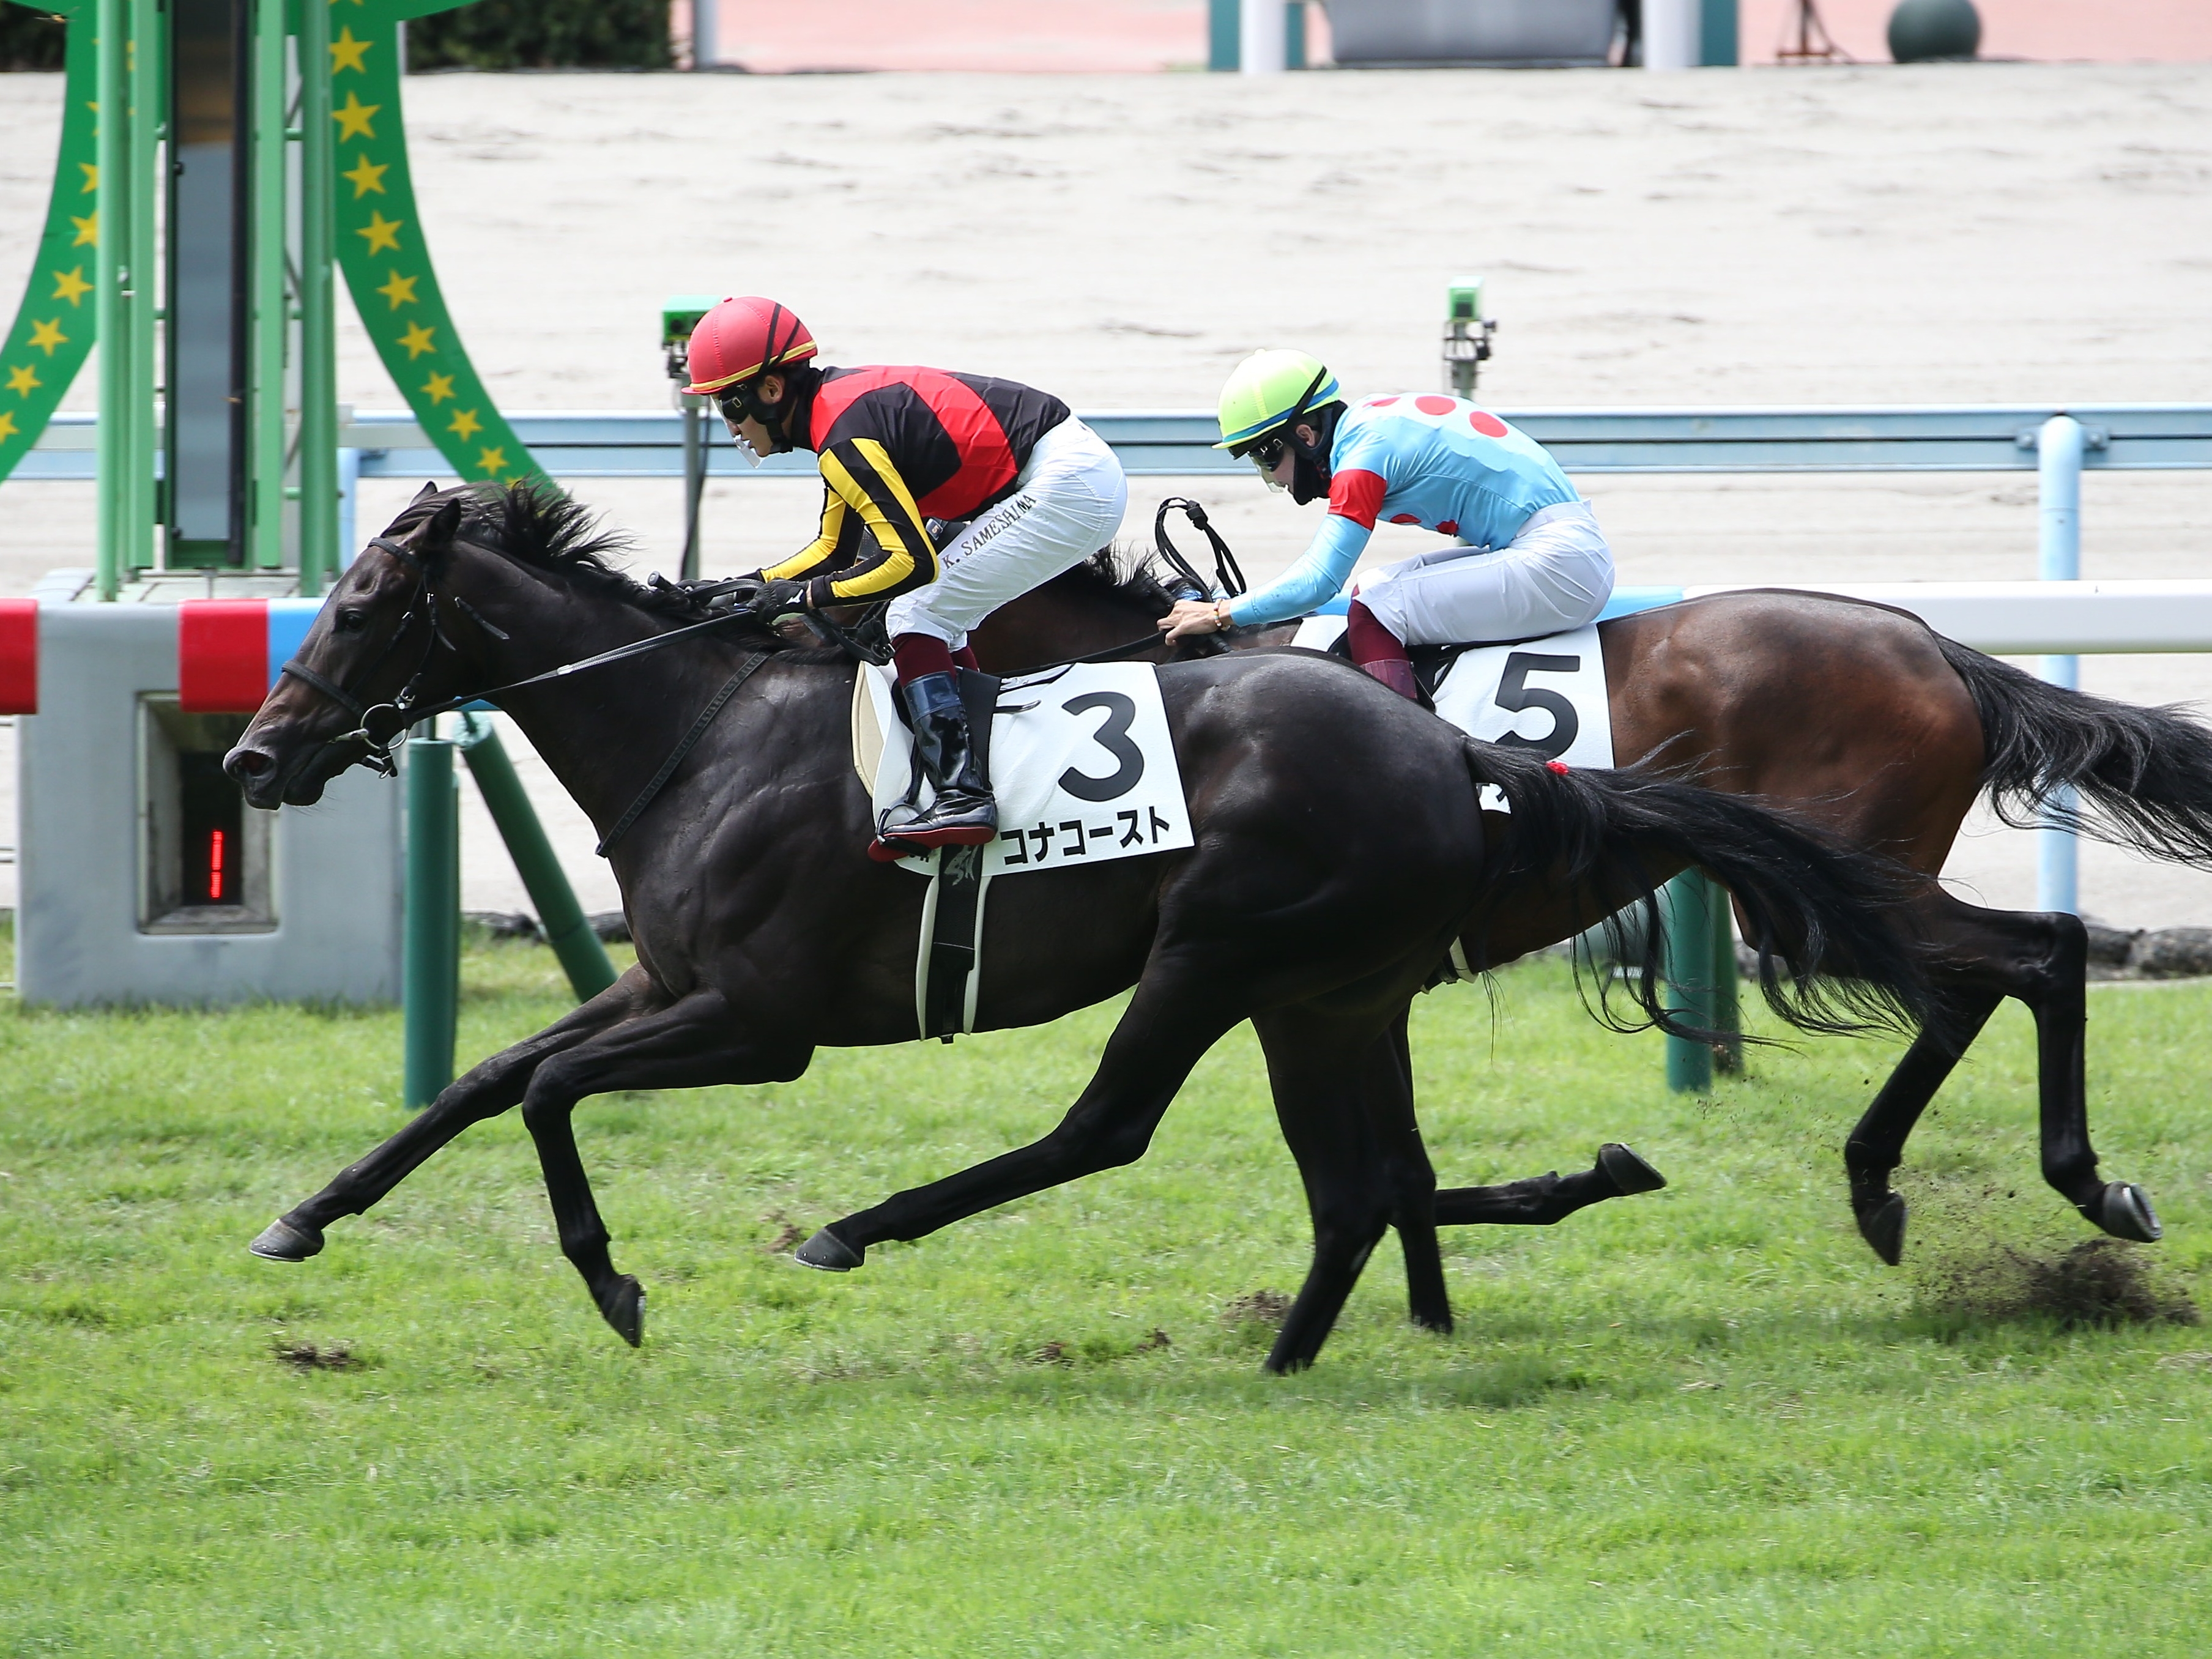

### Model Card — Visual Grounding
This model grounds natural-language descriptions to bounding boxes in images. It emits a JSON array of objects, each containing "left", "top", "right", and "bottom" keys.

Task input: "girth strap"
[{"left": 595, "top": 650, "right": 771, "bottom": 857}]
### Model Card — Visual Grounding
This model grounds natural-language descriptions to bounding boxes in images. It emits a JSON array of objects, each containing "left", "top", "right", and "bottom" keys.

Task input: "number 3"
[
  {"left": 1058, "top": 691, "right": 1145, "bottom": 801},
  {"left": 1492, "top": 652, "right": 1579, "bottom": 760}
]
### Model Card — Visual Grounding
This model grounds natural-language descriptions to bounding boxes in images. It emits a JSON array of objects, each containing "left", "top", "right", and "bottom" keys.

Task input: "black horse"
[
  {"left": 228, "top": 484, "right": 1939, "bottom": 1371},
  {"left": 971, "top": 547, "right": 2196, "bottom": 1262}
]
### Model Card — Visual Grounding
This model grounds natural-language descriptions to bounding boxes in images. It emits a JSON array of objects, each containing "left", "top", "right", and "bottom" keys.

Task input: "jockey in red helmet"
[{"left": 685, "top": 297, "right": 1128, "bottom": 856}]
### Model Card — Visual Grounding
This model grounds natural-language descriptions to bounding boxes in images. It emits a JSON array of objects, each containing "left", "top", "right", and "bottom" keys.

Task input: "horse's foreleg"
[
  {"left": 514, "top": 988, "right": 814, "bottom": 1346},
  {"left": 1842, "top": 988, "right": 2000, "bottom": 1264},
  {"left": 1256, "top": 1008, "right": 1401, "bottom": 1372},
  {"left": 1357, "top": 1012, "right": 1453, "bottom": 1335},
  {"left": 249, "top": 967, "right": 665, "bottom": 1262},
  {"left": 802, "top": 950, "right": 1248, "bottom": 1268}
]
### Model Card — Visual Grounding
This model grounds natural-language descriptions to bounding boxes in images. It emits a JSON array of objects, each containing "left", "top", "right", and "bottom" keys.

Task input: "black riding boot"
[{"left": 882, "top": 672, "right": 997, "bottom": 851}]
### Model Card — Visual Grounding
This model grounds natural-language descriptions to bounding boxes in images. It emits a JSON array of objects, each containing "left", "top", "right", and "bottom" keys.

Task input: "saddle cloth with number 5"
[
  {"left": 852, "top": 662, "right": 1196, "bottom": 876},
  {"left": 1290, "top": 616, "right": 1616, "bottom": 784}
]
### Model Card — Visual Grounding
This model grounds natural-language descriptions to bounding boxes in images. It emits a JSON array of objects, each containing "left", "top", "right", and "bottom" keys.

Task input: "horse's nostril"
[{"left": 225, "top": 746, "right": 275, "bottom": 780}]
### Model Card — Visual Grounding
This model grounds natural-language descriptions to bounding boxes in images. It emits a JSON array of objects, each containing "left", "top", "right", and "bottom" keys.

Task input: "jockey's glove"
[{"left": 737, "top": 576, "right": 814, "bottom": 623}]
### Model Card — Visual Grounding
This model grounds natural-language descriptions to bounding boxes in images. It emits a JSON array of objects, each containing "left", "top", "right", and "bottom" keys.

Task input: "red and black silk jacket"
[{"left": 760, "top": 366, "right": 1071, "bottom": 604}]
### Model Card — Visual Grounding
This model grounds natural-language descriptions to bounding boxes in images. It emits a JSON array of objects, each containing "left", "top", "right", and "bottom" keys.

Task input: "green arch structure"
[{"left": 0, "top": 0, "right": 544, "bottom": 497}]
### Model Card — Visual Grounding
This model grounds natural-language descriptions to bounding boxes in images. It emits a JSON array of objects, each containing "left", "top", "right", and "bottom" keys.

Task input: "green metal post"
[
  {"left": 296, "top": 0, "right": 338, "bottom": 595},
  {"left": 94, "top": 0, "right": 127, "bottom": 599},
  {"left": 1709, "top": 880, "right": 1742, "bottom": 1074},
  {"left": 1208, "top": 0, "right": 1237, "bottom": 69},
  {"left": 248, "top": 0, "right": 288, "bottom": 569},
  {"left": 1662, "top": 871, "right": 1718, "bottom": 1093},
  {"left": 456, "top": 713, "right": 618, "bottom": 1002},
  {"left": 125, "top": 0, "right": 160, "bottom": 576},
  {"left": 1700, "top": 0, "right": 1740, "bottom": 66},
  {"left": 403, "top": 737, "right": 461, "bottom": 1109}
]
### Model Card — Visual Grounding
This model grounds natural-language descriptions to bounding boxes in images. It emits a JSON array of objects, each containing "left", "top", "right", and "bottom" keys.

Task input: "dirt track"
[{"left": 1, "top": 62, "right": 2207, "bottom": 921}]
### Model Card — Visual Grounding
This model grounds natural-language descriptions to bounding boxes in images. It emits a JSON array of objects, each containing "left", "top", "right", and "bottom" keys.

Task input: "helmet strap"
[{"left": 1280, "top": 378, "right": 1339, "bottom": 506}]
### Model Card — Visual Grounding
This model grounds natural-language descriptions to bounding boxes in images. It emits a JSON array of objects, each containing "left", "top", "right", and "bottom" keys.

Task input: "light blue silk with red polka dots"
[{"left": 1225, "top": 394, "right": 1580, "bottom": 629}]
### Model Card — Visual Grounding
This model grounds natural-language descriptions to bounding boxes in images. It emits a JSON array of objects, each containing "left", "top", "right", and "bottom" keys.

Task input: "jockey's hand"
[
  {"left": 1160, "top": 597, "right": 1235, "bottom": 641},
  {"left": 738, "top": 576, "right": 813, "bottom": 623}
]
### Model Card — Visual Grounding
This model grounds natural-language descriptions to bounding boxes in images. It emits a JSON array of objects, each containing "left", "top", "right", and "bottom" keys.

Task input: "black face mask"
[{"left": 1286, "top": 403, "right": 1340, "bottom": 505}]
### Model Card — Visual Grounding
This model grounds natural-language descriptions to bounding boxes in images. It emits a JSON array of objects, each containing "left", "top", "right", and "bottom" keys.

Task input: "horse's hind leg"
[
  {"left": 1842, "top": 897, "right": 2159, "bottom": 1264},
  {"left": 514, "top": 988, "right": 812, "bottom": 1345},
  {"left": 1255, "top": 1008, "right": 1400, "bottom": 1373},
  {"left": 249, "top": 967, "right": 664, "bottom": 1261},
  {"left": 2024, "top": 911, "right": 2159, "bottom": 1242},
  {"left": 1432, "top": 1145, "right": 1669, "bottom": 1227},
  {"left": 1357, "top": 1012, "right": 1453, "bottom": 1335}
]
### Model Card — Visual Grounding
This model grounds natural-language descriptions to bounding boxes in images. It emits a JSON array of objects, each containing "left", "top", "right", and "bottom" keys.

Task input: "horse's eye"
[{"left": 334, "top": 609, "right": 365, "bottom": 634}]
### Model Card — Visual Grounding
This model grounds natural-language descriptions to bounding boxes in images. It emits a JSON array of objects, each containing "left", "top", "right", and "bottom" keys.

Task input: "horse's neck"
[{"left": 469, "top": 596, "right": 748, "bottom": 837}]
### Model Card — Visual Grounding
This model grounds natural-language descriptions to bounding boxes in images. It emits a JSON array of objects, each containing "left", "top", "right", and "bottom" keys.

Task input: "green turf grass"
[{"left": 2, "top": 937, "right": 2208, "bottom": 1655}]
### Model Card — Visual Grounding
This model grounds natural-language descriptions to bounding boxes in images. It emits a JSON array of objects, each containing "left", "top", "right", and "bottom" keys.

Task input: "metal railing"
[{"left": 17, "top": 403, "right": 2212, "bottom": 480}]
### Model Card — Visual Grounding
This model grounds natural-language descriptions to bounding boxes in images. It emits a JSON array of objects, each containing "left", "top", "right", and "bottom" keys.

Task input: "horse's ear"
[
  {"left": 418, "top": 497, "right": 464, "bottom": 555},
  {"left": 413, "top": 480, "right": 439, "bottom": 502}
]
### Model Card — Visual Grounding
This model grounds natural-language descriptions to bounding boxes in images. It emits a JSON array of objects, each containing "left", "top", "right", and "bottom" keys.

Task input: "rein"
[{"left": 277, "top": 531, "right": 778, "bottom": 856}]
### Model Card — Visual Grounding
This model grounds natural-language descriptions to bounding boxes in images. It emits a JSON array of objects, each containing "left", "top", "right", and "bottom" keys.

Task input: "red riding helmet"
[{"left": 681, "top": 296, "right": 819, "bottom": 396}]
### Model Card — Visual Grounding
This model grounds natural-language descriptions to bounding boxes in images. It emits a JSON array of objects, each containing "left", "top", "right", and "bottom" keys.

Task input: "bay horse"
[
  {"left": 227, "top": 484, "right": 1939, "bottom": 1371},
  {"left": 970, "top": 546, "right": 2212, "bottom": 1264}
]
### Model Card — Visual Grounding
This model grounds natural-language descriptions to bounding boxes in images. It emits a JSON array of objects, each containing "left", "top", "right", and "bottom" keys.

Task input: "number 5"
[{"left": 1493, "top": 652, "right": 1579, "bottom": 759}]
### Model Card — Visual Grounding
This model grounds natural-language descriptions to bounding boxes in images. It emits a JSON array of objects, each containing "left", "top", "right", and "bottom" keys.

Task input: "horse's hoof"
[
  {"left": 1857, "top": 1193, "right": 1908, "bottom": 1266},
  {"left": 598, "top": 1275, "right": 645, "bottom": 1347},
  {"left": 795, "top": 1227, "right": 863, "bottom": 1271},
  {"left": 2095, "top": 1182, "right": 2162, "bottom": 1244},
  {"left": 1597, "top": 1143, "right": 1667, "bottom": 1197},
  {"left": 248, "top": 1217, "right": 324, "bottom": 1261}
]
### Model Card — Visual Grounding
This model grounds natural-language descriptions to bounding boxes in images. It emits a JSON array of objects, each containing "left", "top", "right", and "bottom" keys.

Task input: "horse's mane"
[
  {"left": 1035, "top": 543, "right": 1180, "bottom": 613},
  {"left": 392, "top": 483, "right": 1177, "bottom": 650}
]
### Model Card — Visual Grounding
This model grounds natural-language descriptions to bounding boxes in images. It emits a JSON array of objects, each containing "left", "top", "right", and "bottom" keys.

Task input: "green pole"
[
  {"left": 403, "top": 737, "right": 460, "bottom": 1109},
  {"left": 124, "top": 0, "right": 159, "bottom": 577},
  {"left": 297, "top": 0, "right": 339, "bottom": 596},
  {"left": 94, "top": 0, "right": 127, "bottom": 599},
  {"left": 1208, "top": 0, "right": 1237, "bottom": 69},
  {"left": 1709, "top": 879, "right": 1742, "bottom": 1074},
  {"left": 456, "top": 713, "right": 617, "bottom": 1002},
  {"left": 247, "top": 0, "right": 286, "bottom": 570},
  {"left": 1662, "top": 870, "right": 1718, "bottom": 1093}
]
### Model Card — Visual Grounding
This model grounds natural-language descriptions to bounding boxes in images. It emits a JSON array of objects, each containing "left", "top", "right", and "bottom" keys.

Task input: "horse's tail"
[
  {"left": 1935, "top": 633, "right": 2212, "bottom": 867},
  {"left": 1464, "top": 740, "right": 1941, "bottom": 1042}
]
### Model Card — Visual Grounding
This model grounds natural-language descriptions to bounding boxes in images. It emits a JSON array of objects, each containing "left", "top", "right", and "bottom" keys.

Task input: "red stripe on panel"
[
  {"left": 179, "top": 600, "right": 271, "bottom": 713},
  {"left": 0, "top": 600, "right": 36, "bottom": 715}
]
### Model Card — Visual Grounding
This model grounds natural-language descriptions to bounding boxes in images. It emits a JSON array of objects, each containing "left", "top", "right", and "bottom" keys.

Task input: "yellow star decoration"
[
  {"left": 447, "top": 408, "right": 483, "bottom": 442},
  {"left": 420, "top": 371, "right": 456, "bottom": 404},
  {"left": 330, "top": 27, "right": 371, "bottom": 74},
  {"left": 374, "top": 270, "right": 418, "bottom": 310},
  {"left": 70, "top": 212, "right": 97, "bottom": 248},
  {"left": 0, "top": 411, "right": 18, "bottom": 445},
  {"left": 355, "top": 210, "right": 403, "bottom": 255},
  {"left": 397, "top": 321, "right": 437, "bottom": 360},
  {"left": 341, "top": 154, "right": 388, "bottom": 199},
  {"left": 79, "top": 161, "right": 97, "bottom": 193},
  {"left": 477, "top": 447, "right": 508, "bottom": 477},
  {"left": 28, "top": 319, "right": 66, "bottom": 356},
  {"left": 333, "top": 91, "right": 379, "bottom": 143},
  {"left": 7, "top": 364, "right": 40, "bottom": 396},
  {"left": 51, "top": 267, "right": 93, "bottom": 306}
]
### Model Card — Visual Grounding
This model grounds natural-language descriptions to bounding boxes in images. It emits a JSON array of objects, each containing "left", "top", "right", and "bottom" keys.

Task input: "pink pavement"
[{"left": 680, "top": 0, "right": 2208, "bottom": 73}]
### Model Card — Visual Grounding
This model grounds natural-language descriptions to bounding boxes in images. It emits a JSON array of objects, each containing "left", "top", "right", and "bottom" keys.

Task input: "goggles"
[
  {"left": 715, "top": 390, "right": 766, "bottom": 469},
  {"left": 1242, "top": 432, "right": 1291, "bottom": 492}
]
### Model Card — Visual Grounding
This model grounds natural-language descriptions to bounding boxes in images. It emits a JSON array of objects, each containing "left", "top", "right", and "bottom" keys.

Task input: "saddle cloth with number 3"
[
  {"left": 1291, "top": 616, "right": 1616, "bottom": 790},
  {"left": 852, "top": 662, "right": 1195, "bottom": 876}
]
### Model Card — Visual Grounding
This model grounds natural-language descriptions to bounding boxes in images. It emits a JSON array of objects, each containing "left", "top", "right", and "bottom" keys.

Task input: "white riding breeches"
[
  {"left": 1351, "top": 500, "right": 1614, "bottom": 647},
  {"left": 885, "top": 416, "right": 1129, "bottom": 648}
]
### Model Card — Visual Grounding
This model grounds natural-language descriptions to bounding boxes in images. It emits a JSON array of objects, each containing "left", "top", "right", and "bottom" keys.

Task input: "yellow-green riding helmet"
[{"left": 1215, "top": 349, "right": 1342, "bottom": 455}]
